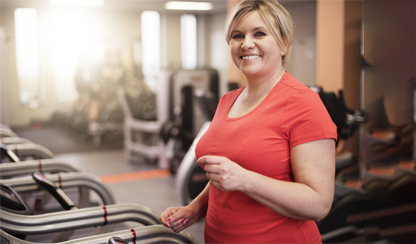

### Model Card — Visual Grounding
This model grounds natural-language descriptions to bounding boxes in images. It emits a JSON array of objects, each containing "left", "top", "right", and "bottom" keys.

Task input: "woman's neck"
[{"left": 243, "top": 68, "right": 286, "bottom": 100}]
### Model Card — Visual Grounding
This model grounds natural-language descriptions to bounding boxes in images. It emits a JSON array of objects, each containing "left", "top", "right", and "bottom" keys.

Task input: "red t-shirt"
[{"left": 195, "top": 72, "right": 337, "bottom": 243}]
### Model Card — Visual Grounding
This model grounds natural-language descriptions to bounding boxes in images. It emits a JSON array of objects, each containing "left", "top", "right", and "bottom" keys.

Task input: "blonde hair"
[{"left": 225, "top": 0, "right": 294, "bottom": 65}]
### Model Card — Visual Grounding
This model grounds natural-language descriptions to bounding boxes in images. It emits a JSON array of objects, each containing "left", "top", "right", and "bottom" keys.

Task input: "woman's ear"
[
  {"left": 280, "top": 44, "right": 288, "bottom": 56},
  {"left": 280, "top": 39, "right": 289, "bottom": 56}
]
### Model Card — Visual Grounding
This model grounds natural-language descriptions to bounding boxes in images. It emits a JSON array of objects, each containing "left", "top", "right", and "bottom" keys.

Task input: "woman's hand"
[
  {"left": 197, "top": 155, "right": 249, "bottom": 192},
  {"left": 160, "top": 206, "right": 196, "bottom": 233}
]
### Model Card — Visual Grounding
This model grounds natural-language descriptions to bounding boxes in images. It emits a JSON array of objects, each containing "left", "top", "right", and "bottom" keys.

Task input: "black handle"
[
  {"left": 107, "top": 237, "right": 128, "bottom": 244},
  {"left": 32, "top": 172, "right": 77, "bottom": 210}
]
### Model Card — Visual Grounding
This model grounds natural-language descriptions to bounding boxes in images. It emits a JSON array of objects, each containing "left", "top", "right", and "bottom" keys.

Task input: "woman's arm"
[
  {"left": 198, "top": 138, "right": 335, "bottom": 221},
  {"left": 160, "top": 182, "right": 210, "bottom": 233}
]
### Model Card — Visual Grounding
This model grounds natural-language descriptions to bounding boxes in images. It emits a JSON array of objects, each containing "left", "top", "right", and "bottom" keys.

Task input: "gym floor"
[{"left": 13, "top": 126, "right": 205, "bottom": 243}]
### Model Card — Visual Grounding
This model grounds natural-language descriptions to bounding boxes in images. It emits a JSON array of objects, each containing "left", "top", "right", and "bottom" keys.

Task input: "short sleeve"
[{"left": 280, "top": 89, "right": 337, "bottom": 148}]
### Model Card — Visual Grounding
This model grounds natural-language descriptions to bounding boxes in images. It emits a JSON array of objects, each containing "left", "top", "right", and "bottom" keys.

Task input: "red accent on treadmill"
[
  {"left": 58, "top": 173, "right": 62, "bottom": 189},
  {"left": 130, "top": 228, "right": 136, "bottom": 244},
  {"left": 34, "top": 198, "right": 41, "bottom": 211},
  {"left": 103, "top": 206, "right": 108, "bottom": 225},
  {"left": 38, "top": 160, "right": 43, "bottom": 173}
]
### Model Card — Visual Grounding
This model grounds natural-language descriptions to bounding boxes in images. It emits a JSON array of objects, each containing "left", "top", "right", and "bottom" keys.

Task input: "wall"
[
  {"left": 0, "top": 28, "right": 9, "bottom": 126},
  {"left": 206, "top": 11, "right": 229, "bottom": 96},
  {"left": 283, "top": 1, "right": 317, "bottom": 86},
  {"left": 315, "top": 0, "right": 345, "bottom": 93},
  {"left": 162, "top": 13, "right": 181, "bottom": 69}
]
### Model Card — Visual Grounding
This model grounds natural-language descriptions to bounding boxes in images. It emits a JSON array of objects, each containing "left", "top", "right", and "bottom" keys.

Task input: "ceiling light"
[
  {"left": 49, "top": 0, "right": 104, "bottom": 7},
  {"left": 165, "top": 1, "right": 213, "bottom": 11}
]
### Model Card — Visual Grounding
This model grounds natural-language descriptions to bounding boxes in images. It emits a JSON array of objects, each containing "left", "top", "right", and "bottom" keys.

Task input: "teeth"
[{"left": 242, "top": 55, "right": 260, "bottom": 60}]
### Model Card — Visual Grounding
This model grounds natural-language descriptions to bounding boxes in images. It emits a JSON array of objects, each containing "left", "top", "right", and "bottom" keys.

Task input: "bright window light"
[
  {"left": 14, "top": 8, "right": 43, "bottom": 107},
  {"left": 49, "top": 0, "right": 104, "bottom": 7},
  {"left": 165, "top": 1, "right": 213, "bottom": 11},
  {"left": 181, "top": 14, "right": 197, "bottom": 70},
  {"left": 51, "top": 9, "right": 87, "bottom": 103},
  {"left": 141, "top": 11, "right": 160, "bottom": 92}
]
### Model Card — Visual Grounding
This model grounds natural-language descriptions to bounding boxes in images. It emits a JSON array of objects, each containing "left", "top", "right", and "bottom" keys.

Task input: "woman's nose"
[{"left": 241, "top": 36, "right": 255, "bottom": 50}]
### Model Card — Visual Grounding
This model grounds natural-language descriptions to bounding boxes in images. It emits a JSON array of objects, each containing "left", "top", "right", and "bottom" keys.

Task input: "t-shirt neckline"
[{"left": 223, "top": 72, "right": 289, "bottom": 121}]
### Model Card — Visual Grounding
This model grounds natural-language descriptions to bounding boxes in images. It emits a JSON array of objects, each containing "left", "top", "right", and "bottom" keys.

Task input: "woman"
[{"left": 160, "top": 0, "right": 337, "bottom": 243}]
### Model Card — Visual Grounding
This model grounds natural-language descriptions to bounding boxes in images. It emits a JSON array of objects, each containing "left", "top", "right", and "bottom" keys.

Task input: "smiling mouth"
[{"left": 241, "top": 55, "right": 261, "bottom": 60}]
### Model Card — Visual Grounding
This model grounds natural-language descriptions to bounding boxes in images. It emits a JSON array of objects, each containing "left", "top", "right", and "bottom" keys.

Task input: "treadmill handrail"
[
  {"left": 0, "top": 225, "right": 198, "bottom": 244},
  {"left": 0, "top": 172, "right": 116, "bottom": 205},
  {"left": 0, "top": 159, "right": 81, "bottom": 178},
  {"left": 0, "top": 204, "right": 160, "bottom": 235},
  {"left": 0, "top": 127, "right": 18, "bottom": 137},
  {"left": 5, "top": 143, "right": 55, "bottom": 159},
  {"left": 1, "top": 203, "right": 159, "bottom": 226},
  {"left": 0, "top": 137, "right": 33, "bottom": 145}
]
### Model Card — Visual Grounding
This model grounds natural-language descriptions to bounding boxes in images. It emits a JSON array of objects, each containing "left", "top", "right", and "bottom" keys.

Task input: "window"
[
  {"left": 141, "top": 11, "right": 160, "bottom": 92},
  {"left": 181, "top": 14, "right": 197, "bottom": 70},
  {"left": 50, "top": 9, "right": 86, "bottom": 104},
  {"left": 14, "top": 8, "right": 43, "bottom": 107}
]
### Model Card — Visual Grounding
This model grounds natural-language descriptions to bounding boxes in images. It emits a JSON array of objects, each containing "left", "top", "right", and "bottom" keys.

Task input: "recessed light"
[
  {"left": 49, "top": 0, "right": 104, "bottom": 7},
  {"left": 165, "top": 1, "right": 213, "bottom": 11}
]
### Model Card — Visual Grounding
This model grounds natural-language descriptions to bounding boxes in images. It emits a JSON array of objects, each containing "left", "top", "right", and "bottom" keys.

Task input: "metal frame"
[
  {"left": 0, "top": 137, "right": 33, "bottom": 145},
  {"left": 5, "top": 143, "right": 54, "bottom": 160},
  {"left": 0, "top": 225, "right": 198, "bottom": 244},
  {"left": 0, "top": 127, "right": 17, "bottom": 137},
  {"left": 117, "top": 84, "right": 168, "bottom": 169},
  {"left": 0, "top": 159, "right": 80, "bottom": 178},
  {"left": 0, "top": 172, "right": 115, "bottom": 205},
  {"left": 1, "top": 203, "right": 160, "bottom": 235}
]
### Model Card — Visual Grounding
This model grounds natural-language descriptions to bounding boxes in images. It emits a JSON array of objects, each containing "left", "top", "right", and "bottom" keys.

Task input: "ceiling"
[
  {"left": 0, "top": 0, "right": 229, "bottom": 14},
  {"left": 0, "top": 0, "right": 314, "bottom": 14}
]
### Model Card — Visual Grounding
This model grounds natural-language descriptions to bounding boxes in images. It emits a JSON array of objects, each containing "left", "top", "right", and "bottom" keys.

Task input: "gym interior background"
[{"left": 0, "top": 0, "right": 415, "bottom": 243}]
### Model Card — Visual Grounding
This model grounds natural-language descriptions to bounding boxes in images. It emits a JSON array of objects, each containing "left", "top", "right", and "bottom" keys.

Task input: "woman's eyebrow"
[
  {"left": 253, "top": 26, "right": 267, "bottom": 31},
  {"left": 232, "top": 26, "right": 267, "bottom": 33}
]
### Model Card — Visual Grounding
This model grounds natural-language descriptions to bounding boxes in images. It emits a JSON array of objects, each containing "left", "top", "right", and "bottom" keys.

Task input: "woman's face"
[{"left": 229, "top": 11, "right": 284, "bottom": 79}]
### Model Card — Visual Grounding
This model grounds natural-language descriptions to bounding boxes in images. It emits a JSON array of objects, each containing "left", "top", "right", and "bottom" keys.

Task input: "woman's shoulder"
[
  {"left": 279, "top": 72, "right": 315, "bottom": 94},
  {"left": 276, "top": 73, "right": 320, "bottom": 105}
]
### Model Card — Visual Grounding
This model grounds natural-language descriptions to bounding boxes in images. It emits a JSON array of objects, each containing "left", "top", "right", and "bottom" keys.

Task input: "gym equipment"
[
  {"left": 0, "top": 137, "right": 33, "bottom": 145},
  {"left": 162, "top": 69, "right": 219, "bottom": 174},
  {"left": 0, "top": 203, "right": 161, "bottom": 236},
  {"left": 0, "top": 172, "right": 116, "bottom": 214},
  {"left": 1, "top": 143, "right": 54, "bottom": 161},
  {"left": 0, "top": 174, "right": 184, "bottom": 243},
  {"left": 117, "top": 89, "right": 162, "bottom": 164},
  {"left": 0, "top": 159, "right": 81, "bottom": 178},
  {"left": 176, "top": 121, "right": 211, "bottom": 206},
  {"left": 0, "top": 173, "right": 198, "bottom": 244},
  {"left": 1, "top": 184, "right": 32, "bottom": 215},
  {"left": 175, "top": 88, "right": 219, "bottom": 205},
  {"left": 32, "top": 172, "right": 77, "bottom": 210},
  {"left": 320, "top": 170, "right": 416, "bottom": 243},
  {"left": 1, "top": 144, "right": 20, "bottom": 163},
  {"left": 108, "top": 236, "right": 128, "bottom": 244},
  {"left": 309, "top": 87, "right": 369, "bottom": 175},
  {"left": 118, "top": 68, "right": 219, "bottom": 170},
  {"left": 0, "top": 225, "right": 198, "bottom": 244},
  {"left": 0, "top": 171, "right": 115, "bottom": 204},
  {"left": 0, "top": 127, "right": 18, "bottom": 137}
]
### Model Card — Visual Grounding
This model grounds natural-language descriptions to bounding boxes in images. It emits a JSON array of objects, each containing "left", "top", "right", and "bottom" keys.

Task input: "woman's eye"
[
  {"left": 232, "top": 34, "right": 243, "bottom": 39},
  {"left": 256, "top": 32, "right": 266, "bottom": 37}
]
